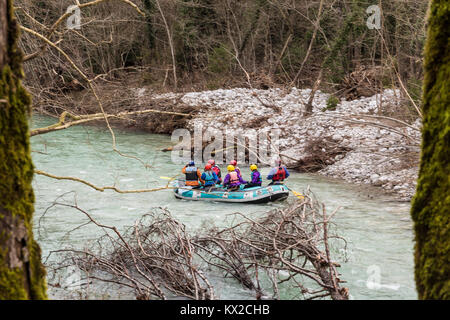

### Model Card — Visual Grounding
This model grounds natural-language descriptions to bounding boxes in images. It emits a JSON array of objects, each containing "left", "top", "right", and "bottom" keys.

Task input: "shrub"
[{"left": 323, "top": 95, "right": 339, "bottom": 111}]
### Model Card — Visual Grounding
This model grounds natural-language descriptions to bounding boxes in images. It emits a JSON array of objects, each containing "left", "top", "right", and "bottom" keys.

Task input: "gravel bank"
[{"left": 144, "top": 87, "right": 421, "bottom": 201}]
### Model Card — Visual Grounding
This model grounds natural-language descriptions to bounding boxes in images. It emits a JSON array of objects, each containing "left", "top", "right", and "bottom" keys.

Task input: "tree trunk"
[
  {"left": 0, "top": 0, "right": 47, "bottom": 299},
  {"left": 304, "top": 69, "right": 323, "bottom": 117},
  {"left": 410, "top": 0, "right": 449, "bottom": 300}
]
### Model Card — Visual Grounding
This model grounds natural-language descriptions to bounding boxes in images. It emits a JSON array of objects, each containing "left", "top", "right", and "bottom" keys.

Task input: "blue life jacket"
[{"left": 203, "top": 171, "right": 216, "bottom": 186}]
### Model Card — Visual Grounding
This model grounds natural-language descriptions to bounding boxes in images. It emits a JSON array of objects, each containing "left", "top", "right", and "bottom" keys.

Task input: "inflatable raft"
[{"left": 173, "top": 180, "right": 289, "bottom": 204}]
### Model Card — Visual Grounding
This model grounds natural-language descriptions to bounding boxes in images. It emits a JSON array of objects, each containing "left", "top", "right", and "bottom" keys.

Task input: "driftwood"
[
  {"left": 338, "top": 66, "right": 384, "bottom": 100},
  {"left": 194, "top": 190, "right": 349, "bottom": 300},
  {"left": 30, "top": 109, "right": 191, "bottom": 137},
  {"left": 290, "top": 137, "right": 352, "bottom": 173},
  {"left": 45, "top": 190, "right": 349, "bottom": 300}
]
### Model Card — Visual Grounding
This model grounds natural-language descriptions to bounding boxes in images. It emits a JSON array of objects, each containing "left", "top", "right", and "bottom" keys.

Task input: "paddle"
[
  {"left": 160, "top": 173, "right": 181, "bottom": 180},
  {"left": 285, "top": 186, "right": 304, "bottom": 200}
]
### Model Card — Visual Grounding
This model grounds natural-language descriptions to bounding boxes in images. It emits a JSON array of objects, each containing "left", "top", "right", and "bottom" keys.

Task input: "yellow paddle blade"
[
  {"left": 291, "top": 190, "right": 304, "bottom": 199},
  {"left": 160, "top": 176, "right": 174, "bottom": 180}
]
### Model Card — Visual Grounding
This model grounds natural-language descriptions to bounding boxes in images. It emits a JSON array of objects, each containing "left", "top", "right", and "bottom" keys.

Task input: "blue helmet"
[{"left": 188, "top": 160, "right": 195, "bottom": 166}]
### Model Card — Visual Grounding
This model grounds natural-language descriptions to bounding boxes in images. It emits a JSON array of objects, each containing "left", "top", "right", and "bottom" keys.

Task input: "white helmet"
[{"left": 273, "top": 157, "right": 282, "bottom": 167}]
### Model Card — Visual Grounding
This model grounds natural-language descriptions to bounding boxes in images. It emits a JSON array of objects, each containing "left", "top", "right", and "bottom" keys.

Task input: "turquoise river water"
[{"left": 30, "top": 115, "right": 417, "bottom": 300}]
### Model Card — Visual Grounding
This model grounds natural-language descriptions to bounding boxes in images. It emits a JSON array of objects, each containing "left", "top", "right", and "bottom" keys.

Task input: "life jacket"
[
  {"left": 185, "top": 166, "right": 199, "bottom": 186},
  {"left": 203, "top": 171, "right": 215, "bottom": 186},
  {"left": 228, "top": 171, "right": 239, "bottom": 184},
  {"left": 212, "top": 165, "right": 221, "bottom": 178},
  {"left": 272, "top": 166, "right": 286, "bottom": 181}
]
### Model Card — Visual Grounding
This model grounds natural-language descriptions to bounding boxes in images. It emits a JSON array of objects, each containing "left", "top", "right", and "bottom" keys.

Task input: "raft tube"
[{"left": 173, "top": 181, "right": 289, "bottom": 204}]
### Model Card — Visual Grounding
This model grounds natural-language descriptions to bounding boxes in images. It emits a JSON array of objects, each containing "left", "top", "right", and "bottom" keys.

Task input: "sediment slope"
[{"left": 147, "top": 87, "right": 420, "bottom": 200}]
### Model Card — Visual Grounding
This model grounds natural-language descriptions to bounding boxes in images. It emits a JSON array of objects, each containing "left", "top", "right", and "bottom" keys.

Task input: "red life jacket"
[
  {"left": 273, "top": 167, "right": 286, "bottom": 181},
  {"left": 212, "top": 165, "right": 221, "bottom": 178},
  {"left": 229, "top": 171, "right": 239, "bottom": 184}
]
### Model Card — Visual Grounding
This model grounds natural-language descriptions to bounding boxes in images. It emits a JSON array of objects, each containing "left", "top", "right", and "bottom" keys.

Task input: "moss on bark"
[
  {"left": 0, "top": 0, "right": 47, "bottom": 300},
  {"left": 410, "top": 0, "right": 449, "bottom": 300}
]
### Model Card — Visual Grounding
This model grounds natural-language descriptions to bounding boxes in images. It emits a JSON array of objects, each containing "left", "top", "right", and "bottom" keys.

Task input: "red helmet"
[
  {"left": 205, "top": 164, "right": 212, "bottom": 170},
  {"left": 230, "top": 160, "right": 237, "bottom": 166},
  {"left": 208, "top": 159, "right": 215, "bottom": 165}
]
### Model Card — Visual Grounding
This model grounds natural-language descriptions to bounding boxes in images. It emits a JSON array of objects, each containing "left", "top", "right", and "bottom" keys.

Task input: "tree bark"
[
  {"left": 0, "top": 0, "right": 7, "bottom": 68},
  {"left": 410, "top": 0, "right": 449, "bottom": 300},
  {"left": 304, "top": 69, "right": 322, "bottom": 116},
  {"left": 0, "top": 0, "right": 47, "bottom": 299}
]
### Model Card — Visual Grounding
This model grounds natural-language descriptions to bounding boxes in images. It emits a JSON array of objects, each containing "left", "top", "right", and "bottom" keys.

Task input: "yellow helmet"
[
  {"left": 250, "top": 164, "right": 258, "bottom": 171},
  {"left": 227, "top": 165, "right": 235, "bottom": 172}
]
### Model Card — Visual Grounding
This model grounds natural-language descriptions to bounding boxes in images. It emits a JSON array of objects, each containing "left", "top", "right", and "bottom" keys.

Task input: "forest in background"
[{"left": 15, "top": 0, "right": 428, "bottom": 119}]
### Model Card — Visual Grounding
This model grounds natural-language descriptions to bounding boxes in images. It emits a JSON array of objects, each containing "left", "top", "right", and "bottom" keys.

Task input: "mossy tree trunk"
[
  {"left": 410, "top": 0, "right": 449, "bottom": 300},
  {"left": 0, "top": 0, "right": 47, "bottom": 299}
]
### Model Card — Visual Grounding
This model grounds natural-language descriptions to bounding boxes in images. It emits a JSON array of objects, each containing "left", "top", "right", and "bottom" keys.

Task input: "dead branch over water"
[
  {"left": 30, "top": 109, "right": 191, "bottom": 137},
  {"left": 45, "top": 191, "right": 349, "bottom": 300},
  {"left": 34, "top": 169, "right": 175, "bottom": 193}
]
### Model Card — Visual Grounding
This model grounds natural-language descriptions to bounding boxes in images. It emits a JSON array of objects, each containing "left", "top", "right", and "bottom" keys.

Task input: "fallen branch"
[
  {"left": 310, "top": 113, "right": 421, "bottom": 145},
  {"left": 30, "top": 109, "right": 190, "bottom": 137},
  {"left": 34, "top": 169, "right": 174, "bottom": 193},
  {"left": 21, "top": 25, "right": 174, "bottom": 168},
  {"left": 45, "top": 190, "right": 348, "bottom": 300}
]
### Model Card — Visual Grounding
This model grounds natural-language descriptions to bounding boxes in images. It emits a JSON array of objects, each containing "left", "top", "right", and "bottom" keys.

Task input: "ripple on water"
[{"left": 31, "top": 114, "right": 417, "bottom": 300}]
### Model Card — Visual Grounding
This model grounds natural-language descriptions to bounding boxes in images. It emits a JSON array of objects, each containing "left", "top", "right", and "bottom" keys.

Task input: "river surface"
[{"left": 30, "top": 114, "right": 417, "bottom": 300}]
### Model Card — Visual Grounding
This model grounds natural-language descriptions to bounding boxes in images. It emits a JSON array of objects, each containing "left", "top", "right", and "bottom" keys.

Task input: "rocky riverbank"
[
  {"left": 40, "top": 84, "right": 421, "bottom": 201},
  {"left": 144, "top": 87, "right": 421, "bottom": 201}
]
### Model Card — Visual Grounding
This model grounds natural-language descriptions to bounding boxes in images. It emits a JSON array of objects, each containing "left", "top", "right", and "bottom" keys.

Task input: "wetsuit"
[{"left": 244, "top": 170, "right": 262, "bottom": 188}]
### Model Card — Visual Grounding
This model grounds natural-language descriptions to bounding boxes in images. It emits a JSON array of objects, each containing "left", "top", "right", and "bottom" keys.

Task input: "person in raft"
[
  {"left": 182, "top": 161, "right": 204, "bottom": 188},
  {"left": 267, "top": 159, "right": 290, "bottom": 185},
  {"left": 244, "top": 164, "right": 262, "bottom": 188},
  {"left": 207, "top": 159, "right": 222, "bottom": 184},
  {"left": 223, "top": 165, "right": 247, "bottom": 191},
  {"left": 201, "top": 163, "right": 219, "bottom": 191},
  {"left": 229, "top": 160, "right": 241, "bottom": 176}
]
